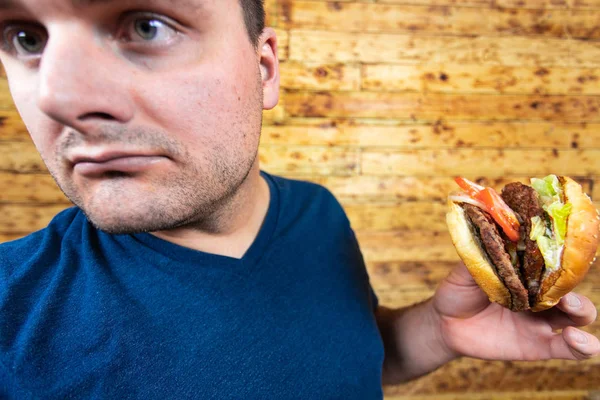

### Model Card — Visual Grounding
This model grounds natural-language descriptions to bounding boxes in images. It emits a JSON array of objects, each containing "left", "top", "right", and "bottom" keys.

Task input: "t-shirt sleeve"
[
  {"left": 346, "top": 224, "right": 379, "bottom": 314},
  {"left": 368, "top": 283, "right": 379, "bottom": 312},
  {"left": 317, "top": 184, "right": 380, "bottom": 314}
]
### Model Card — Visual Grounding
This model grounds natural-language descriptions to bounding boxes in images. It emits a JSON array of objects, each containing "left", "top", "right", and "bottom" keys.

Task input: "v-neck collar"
[{"left": 120, "top": 171, "right": 280, "bottom": 275}]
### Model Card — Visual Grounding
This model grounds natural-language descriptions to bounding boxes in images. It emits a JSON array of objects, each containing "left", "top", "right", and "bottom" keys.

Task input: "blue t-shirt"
[{"left": 0, "top": 172, "right": 384, "bottom": 399}]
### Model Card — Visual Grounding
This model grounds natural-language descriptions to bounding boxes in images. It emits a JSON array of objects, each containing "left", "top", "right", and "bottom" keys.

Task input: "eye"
[
  {"left": 120, "top": 15, "right": 178, "bottom": 45},
  {"left": 2, "top": 25, "right": 47, "bottom": 56}
]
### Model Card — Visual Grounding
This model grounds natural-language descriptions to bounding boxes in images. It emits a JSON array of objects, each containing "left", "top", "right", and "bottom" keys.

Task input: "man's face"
[{"left": 0, "top": 0, "right": 279, "bottom": 234}]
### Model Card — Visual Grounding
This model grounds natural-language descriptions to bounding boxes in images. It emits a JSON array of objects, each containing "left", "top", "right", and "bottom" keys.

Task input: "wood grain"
[
  {"left": 361, "top": 64, "right": 600, "bottom": 95},
  {"left": 289, "top": 30, "right": 600, "bottom": 66},
  {"left": 0, "top": 141, "right": 47, "bottom": 173},
  {"left": 0, "top": 110, "right": 29, "bottom": 141},
  {"left": 0, "top": 204, "right": 71, "bottom": 234},
  {"left": 259, "top": 145, "right": 360, "bottom": 176},
  {"left": 0, "top": 233, "right": 26, "bottom": 243},
  {"left": 0, "top": 173, "right": 67, "bottom": 203},
  {"left": 384, "top": 391, "right": 593, "bottom": 400},
  {"left": 376, "top": 0, "right": 600, "bottom": 9},
  {"left": 279, "top": 61, "right": 361, "bottom": 91},
  {"left": 278, "top": 1, "right": 600, "bottom": 39},
  {"left": 383, "top": 358, "right": 600, "bottom": 395},
  {"left": 261, "top": 120, "right": 600, "bottom": 148},
  {"left": 360, "top": 149, "right": 600, "bottom": 177},
  {"left": 283, "top": 91, "right": 600, "bottom": 121},
  {"left": 344, "top": 202, "right": 448, "bottom": 231}
]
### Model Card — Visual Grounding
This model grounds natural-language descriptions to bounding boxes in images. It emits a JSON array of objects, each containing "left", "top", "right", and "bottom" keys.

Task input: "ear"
[{"left": 257, "top": 27, "right": 280, "bottom": 110}]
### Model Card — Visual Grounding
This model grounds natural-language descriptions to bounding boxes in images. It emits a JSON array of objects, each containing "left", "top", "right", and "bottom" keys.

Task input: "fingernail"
[
  {"left": 567, "top": 294, "right": 582, "bottom": 308},
  {"left": 574, "top": 331, "right": 589, "bottom": 345}
]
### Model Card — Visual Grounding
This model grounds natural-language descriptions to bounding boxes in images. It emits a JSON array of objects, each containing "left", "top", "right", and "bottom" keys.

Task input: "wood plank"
[
  {"left": 0, "top": 79, "right": 14, "bottom": 111},
  {"left": 497, "top": 0, "right": 600, "bottom": 9},
  {"left": 382, "top": 358, "right": 600, "bottom": 395},
  {"left": 375, "top": 0, "right": 494, "bottom": 6},
  {"left": 289, "top": 30, "right": 600, "bottom": 67},
  {"left": 0, "top": 173, "right": 68, "bottom": 203},
  {"left": 279, "top": 61, "right": 361, "bottom": 91},
  {"left": 0, "top": 110, "right": 29, "bottom": 141},
  {"left": 259, "top": 145, "right": 359, "bottom": 176},
  {"left": 278, "top": 1, "right": 600, "bottom": 39},
  {"left": 0, "top": 233, "right": 26, "bottom": 243},
  {"left": 344, "top": 202, "right": 448, "bottom": 231},
  {"left": 261, "top": 120, "right": 600, "bottom": 149},
  {"left": 361, "top": 64, "right": 600, "bottom": 96},
  {"left": 367, "top": 260, "right": 458, "bottom": 290},
  {"left": 0, "top": 141, "right": 47, "bottom": 173},
  {"left": 308, "top": 176, "right": 594, "bottom": 204},
  {"left": 377, "top": 0, "right": 600, "bottom": 9},
  {"left": 357, "top": 230, "right": 458, "bottom": 262},
  {"left": 361, "top": 149, "right": 600, "bottom": 177},
  {"left": 0, "top": 204, "right": 70, "bottom": 233},
  {"left": 283, "top": 90, "right": 600, "bottom": 121},
  {"left": 383, "top": 391, "right": 592, "bottom": 400}
]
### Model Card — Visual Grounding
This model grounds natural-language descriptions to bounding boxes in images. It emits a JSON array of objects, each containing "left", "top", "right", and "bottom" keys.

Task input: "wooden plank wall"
[{"left": 1, "top": 1, "right": 600, "bottom": 399}]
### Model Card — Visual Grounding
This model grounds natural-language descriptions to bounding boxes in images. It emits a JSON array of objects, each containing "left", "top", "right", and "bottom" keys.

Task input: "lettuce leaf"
[
  {"left": 531, "top": 174, "right": 563, "bottom": 207},
  {"left": 547, "top": 202, "right": 572, "bottom": 245},
  {"left": 530, "top": 216, "right": 562, "bottom": 271}
]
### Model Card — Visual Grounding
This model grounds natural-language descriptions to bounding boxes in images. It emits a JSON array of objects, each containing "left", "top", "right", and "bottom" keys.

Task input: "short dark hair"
[{"left": 239, "top": 0, "right": 265, "bottom": 49}]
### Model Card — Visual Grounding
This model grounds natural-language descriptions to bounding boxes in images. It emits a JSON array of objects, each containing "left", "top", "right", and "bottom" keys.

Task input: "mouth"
[{"left": 71, "top": 153, "right": 169, "bottom": 176}]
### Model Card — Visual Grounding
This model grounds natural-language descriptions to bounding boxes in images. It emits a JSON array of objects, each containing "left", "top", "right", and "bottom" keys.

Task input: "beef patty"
[
  {"left": 501, "top": 182, "right": 545, "bottom": 303},
  {"left": 463, "top": 204, "right": 530, "bottom": 311}
]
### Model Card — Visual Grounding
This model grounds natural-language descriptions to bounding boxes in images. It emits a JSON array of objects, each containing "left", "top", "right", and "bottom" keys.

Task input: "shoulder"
[
  {"left": 265, "top": 172, "right": 348, "bottom": 223},
  {"left": 0, "top": 206, "right": 83, "bottom": 279}
]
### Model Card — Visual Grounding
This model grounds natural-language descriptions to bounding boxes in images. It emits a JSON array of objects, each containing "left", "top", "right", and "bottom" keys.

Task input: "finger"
[
  {"left": 552, "top": 293, "right": 598, "bottom": 327},
  {"left": 550, "top": 327, "right": 600, "bottom": 360}
]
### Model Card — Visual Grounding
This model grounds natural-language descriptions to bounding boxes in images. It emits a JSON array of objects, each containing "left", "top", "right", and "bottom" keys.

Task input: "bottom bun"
[{"left": 446, "top": 200, "right": 512, "bottom": 309}]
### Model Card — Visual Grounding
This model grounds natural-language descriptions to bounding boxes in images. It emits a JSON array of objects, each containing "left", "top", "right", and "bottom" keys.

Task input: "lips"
[{"left": 70, "top": 152, "right": 168, "bottom": 176}]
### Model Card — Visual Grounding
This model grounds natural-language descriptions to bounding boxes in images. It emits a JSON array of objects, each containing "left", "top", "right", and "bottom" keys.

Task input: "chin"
[{"left": 77, "top": 200, "right": 175, "bottom": 235}]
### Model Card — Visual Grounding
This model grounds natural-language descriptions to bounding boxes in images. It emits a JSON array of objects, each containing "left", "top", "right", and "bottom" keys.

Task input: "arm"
[
  {"left": 375, "top": 300, "right": 456, "bottom": 385},
  {"left": 376, "top": 263, "right": 600, "bottom": 386}
]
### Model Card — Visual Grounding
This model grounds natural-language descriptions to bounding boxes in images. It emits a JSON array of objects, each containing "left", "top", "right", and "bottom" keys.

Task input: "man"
[{"left": 0, "top": 0, "right": 597, "bottom": 398}]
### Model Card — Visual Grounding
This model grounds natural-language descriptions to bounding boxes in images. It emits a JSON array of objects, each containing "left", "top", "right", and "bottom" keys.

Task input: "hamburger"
[{"left": 446, "top": 175, "right": 600, "bottom": 312}]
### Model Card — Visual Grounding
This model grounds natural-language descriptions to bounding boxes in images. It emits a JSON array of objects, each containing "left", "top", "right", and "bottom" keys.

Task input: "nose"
[{"left": 37, "top": 25, "right": 135, "bottom": 133}]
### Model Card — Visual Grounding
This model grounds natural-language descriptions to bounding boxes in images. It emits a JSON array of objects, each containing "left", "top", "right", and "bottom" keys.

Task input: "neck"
[{"left": 150, "top": 162, "right": 270, "bottom": 259}]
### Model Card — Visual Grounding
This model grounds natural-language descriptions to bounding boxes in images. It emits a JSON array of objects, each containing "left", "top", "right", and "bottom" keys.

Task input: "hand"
[{"left": 432, "top": 263, "right": 600, "bottom": 361}]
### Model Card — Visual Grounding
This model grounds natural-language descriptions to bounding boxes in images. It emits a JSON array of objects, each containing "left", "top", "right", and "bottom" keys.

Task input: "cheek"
[{"left": 133, "top": 65, "right": 261, "bottom": 145}]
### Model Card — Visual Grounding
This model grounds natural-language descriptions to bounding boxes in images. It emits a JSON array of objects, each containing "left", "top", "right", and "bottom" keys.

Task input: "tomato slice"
[
  {"left": 476, "top": 188, "right": 521, "bottom": 242},
  {"left": 454, "top": 177, "right": 485, "bottom": 198}
]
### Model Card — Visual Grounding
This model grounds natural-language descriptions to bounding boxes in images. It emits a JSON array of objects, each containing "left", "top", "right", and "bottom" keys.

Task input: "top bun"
[{"left": 532, "top": 176, "right": 600, "bottom": 311}]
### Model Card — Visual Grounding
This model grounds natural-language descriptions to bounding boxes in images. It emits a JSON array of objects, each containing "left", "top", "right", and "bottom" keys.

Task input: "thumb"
[
  {"left": 445, "top": 262, "right": 480, "bottom": 289},
  {"left": 433, "top": 262, "right": 490, "bottom": 318}
]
